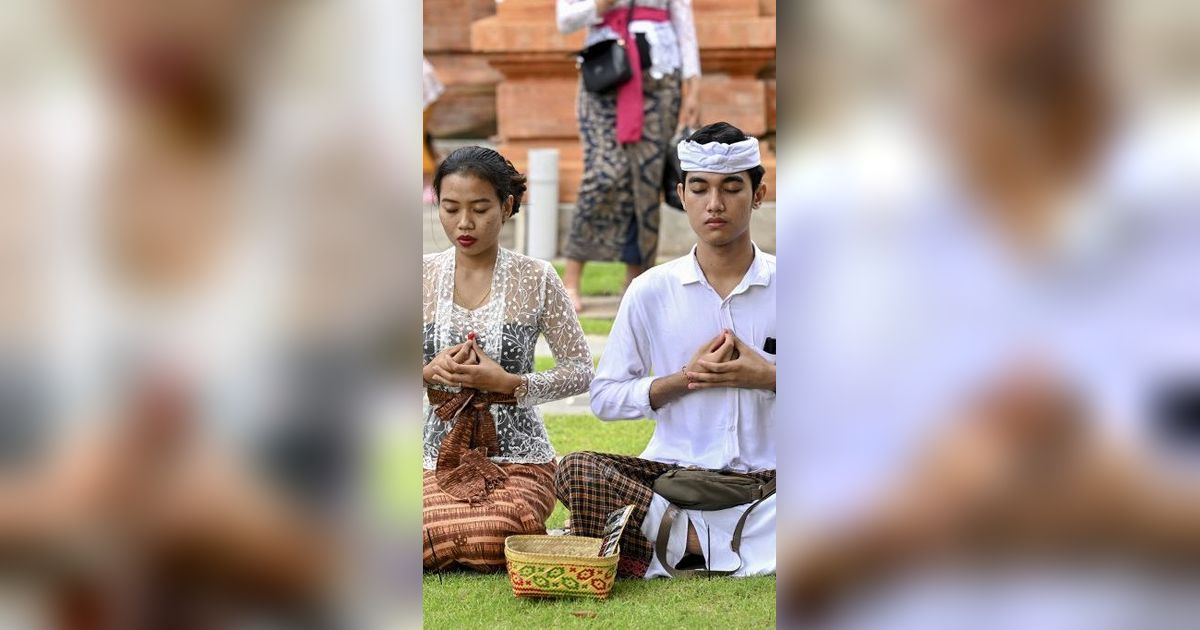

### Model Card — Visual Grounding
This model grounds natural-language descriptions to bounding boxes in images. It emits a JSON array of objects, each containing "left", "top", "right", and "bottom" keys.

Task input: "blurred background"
[
  {"left": 1, "top": 0, "right": 422, "bottom": 627},
  {"left": 778, "top": 0, "right": 1200, "bottom": 628},
  {"left": 788, "top": 0, "right": 1200, "bottom": 133}
]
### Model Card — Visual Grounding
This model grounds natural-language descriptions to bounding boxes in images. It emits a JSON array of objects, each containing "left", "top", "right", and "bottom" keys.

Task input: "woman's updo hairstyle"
[{"left": 433, "top": 146, "right": 528, "bottom": 216}]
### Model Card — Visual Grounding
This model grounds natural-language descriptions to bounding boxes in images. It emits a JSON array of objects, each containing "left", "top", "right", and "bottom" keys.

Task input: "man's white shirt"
[
  {"left": 589, "top": 244, "right": 777, "bottom": 578},
  {"left": 590, "top": 244, "right": 776, "bottom": 473}
]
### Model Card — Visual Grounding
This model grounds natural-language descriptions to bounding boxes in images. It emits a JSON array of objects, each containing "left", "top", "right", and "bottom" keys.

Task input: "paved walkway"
[
  {"left": 540, "top": 392, "right": 593, "bottom": 416},
  {"left": 577, "top": 295, "right": 621, "bottom": 319}
]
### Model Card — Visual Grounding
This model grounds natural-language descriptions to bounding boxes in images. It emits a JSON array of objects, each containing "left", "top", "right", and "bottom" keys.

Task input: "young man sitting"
[{"left": 556, "top": 122, "right": 776, "bottom": 578}]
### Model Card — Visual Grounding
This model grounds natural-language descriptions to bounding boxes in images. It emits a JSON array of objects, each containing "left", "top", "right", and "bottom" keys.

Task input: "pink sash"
[{"left": 600, "top": 6, "right": 670, "bottom": 145}]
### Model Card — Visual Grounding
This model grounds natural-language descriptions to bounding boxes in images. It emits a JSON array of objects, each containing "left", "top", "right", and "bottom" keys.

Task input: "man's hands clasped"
[{"left": 684, "top": 330, "right": 775, "bottom": 393}]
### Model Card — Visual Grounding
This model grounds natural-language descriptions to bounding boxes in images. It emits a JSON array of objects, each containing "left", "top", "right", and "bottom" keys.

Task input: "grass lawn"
[
  {"left": 543, "top": 414, "right": 653, "bottom": 463},
  {"left": 552, "top": 261, "right": 624, "bottom": 297},
  {"left": 423, "top": 413, "right": 777, "bottom": 628},
  {"left": 545, "top": 261, "right": 617, "bottom": 335},
  {"left": 578, "top": 317, "right": 614, "bottom": 336},
  {"left": 423, "top": 571, "right": 776, "bottom": 629}
]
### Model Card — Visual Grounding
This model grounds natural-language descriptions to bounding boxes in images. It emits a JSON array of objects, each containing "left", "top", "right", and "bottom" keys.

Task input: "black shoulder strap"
[{"left": 731, "top": 477, "right": 775, "bottom": 556}]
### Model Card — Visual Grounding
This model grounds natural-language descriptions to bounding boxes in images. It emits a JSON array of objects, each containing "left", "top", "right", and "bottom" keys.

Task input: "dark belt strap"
[{"left": 654, "top": 478, "right": 776, "bottom": 578}]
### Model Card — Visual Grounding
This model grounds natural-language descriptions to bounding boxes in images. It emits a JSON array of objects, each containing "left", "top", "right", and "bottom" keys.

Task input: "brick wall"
[
  {"left": 471, "top": 0, "right": 777, "bottom": 202},
  {"left": 424, "top": 0, "right": 502, "bottom": 138},
  {"left": 424, "top": 0, "right": 497, "bottom": 52}
]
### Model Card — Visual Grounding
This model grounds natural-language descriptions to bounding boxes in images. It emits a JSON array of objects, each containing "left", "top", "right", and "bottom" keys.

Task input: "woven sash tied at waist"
[{"left": 428, "top": 388, "right": 517, "bottom": 503}]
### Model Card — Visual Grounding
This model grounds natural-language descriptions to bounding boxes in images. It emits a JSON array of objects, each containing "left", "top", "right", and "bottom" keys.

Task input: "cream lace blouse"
[{"left": 422, "top": 248, "right": 593, "bottom": 468}]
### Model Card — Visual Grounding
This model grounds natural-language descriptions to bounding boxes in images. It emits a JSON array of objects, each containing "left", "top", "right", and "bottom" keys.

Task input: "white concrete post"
[
  {"left": 526, "top": 148, "right": 560, "bottom": 261},
  {"left": 514, "top": 204, "right": 527, "bottom": 255}
]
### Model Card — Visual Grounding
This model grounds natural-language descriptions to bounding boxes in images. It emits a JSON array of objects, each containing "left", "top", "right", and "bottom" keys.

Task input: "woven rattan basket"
[{"left": 504, "top": 535, "right": 619, "bottom": 599}]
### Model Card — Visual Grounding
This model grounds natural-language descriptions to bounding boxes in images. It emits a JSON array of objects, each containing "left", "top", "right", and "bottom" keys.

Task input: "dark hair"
[
  {"left": 683, "top": 122, "right": 766, "bottom": 191},
  {"left": 433, "top": 146, "right": 528, "bottom": 215}
]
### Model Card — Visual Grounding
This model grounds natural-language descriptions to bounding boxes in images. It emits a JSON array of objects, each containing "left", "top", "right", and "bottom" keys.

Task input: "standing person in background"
[
  {"left": 423, "top": 57, "right": 445, "bottom": 204},
  {"left": 557, "top": 0, "right": 701, "bottom": 313}
]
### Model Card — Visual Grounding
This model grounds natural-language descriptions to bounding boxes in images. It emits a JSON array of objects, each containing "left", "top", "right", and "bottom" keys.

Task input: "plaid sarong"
[{"left": 555, "top": 451, "right": 776, "bottom": 578}]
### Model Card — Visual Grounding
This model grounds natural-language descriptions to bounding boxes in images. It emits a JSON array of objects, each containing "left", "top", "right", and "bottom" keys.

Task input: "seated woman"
[{"left": 422, "top": 147, "right": 594, "bottom": 572}]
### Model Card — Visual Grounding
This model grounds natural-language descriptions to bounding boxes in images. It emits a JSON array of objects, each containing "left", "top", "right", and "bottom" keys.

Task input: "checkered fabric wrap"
[{"left": 555, "top": 451, "right": 776, "bottom": 578}]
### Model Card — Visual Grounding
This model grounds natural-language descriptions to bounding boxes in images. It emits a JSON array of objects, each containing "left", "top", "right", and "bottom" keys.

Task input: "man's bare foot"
[
  {"left": 671, "top": 519, "right": 707, "bottom": 570},
  {"left": 685, "top": 519, "right": 702, "bottom": 555}
]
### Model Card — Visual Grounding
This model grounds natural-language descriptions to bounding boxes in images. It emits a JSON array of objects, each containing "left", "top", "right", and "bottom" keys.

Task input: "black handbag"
[
  {"left": 577, "top": 3, "right": 638, "bottom": 94},
  {"left": 662, "top": 126, "right": 693, "bottom": 210}
]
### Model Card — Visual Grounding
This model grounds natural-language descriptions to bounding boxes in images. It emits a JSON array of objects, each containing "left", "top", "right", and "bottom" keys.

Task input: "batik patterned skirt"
[
  {"left": 422, "top": 461, "right": 557, "bottom": 572},
  {"left": 564, "top": 70, "right": 681, "bottom": 267}
]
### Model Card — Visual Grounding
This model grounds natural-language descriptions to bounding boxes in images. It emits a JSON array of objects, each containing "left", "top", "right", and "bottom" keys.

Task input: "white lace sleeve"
[
  {"left": 557, "top": 0, "right": 600, "bottom": 34},
  {"left": 670, "top": 0, "right": 701, "bottom": 79},
  {"left": 520, "top": 263, "right": 594, "bottom": 407}
]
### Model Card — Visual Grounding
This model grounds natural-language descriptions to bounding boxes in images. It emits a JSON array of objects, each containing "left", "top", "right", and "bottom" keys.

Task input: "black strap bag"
[{"left": 576, "top": 3, "right": 640, "bottom": 94}]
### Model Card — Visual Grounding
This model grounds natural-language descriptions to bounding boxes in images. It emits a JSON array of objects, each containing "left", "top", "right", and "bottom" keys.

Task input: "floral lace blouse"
[{"left": 423, "top": 248, "right": 593, "bottom": 468}]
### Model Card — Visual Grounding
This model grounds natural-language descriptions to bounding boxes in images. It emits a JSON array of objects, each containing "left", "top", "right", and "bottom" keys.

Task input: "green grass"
[
  {"left": 543, "top": 414, "right": 654, "bottom": 459},
  {"left": 547, "top": 261, "right": 618, "bottom": 335},
  {"left": 422, "top": 416, "right": 777, "bottom": 628},
  {"left": 553, "top": 261, "right": 625, "bottom": 297},
  {"left": 422, "top": 572, "right": 776, "bottom": 629},
  {"left": 578, "top": 317, "right": 614, "bottom": 336}
]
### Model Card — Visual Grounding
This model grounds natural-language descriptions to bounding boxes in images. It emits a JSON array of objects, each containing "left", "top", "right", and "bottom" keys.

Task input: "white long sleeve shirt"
[{"left": 590, "top": 245, "right": 776, "bottom": 472}]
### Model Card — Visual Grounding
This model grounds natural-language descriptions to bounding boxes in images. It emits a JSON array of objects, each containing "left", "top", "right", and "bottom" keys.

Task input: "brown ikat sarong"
[
  {"left": 422, "top": 462, "right": 557, "bottom": 572},
  {"left": 423, "top": 387, "right": 557, "bottom": 572}
]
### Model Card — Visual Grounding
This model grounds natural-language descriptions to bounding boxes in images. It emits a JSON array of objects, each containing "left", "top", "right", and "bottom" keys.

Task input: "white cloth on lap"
[{"left": 640, "top": 492, "right": 776, "bottom": 578}]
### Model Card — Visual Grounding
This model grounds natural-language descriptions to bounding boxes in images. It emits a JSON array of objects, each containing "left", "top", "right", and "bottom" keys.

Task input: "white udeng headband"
[{"left": 677, "top": 137, "right": 761, "bottom": 173}]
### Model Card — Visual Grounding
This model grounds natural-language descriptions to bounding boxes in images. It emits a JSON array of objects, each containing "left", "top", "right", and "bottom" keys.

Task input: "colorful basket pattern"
[{"left": 504, "top": 535, "right": 619, "bottom": 599}]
